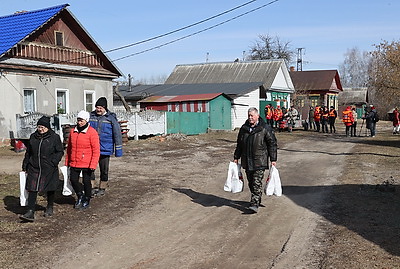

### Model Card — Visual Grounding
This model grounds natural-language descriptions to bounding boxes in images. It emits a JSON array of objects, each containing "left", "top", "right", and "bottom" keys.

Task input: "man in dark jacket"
[
  {"left": 365, "top": 105, "right": 378, "bottom": 137},
  {"left": 234, "top": 107, "right": 278, "bottom": 213},
  {"left": 89, "top": 97, "right": 123, "bottom": 196}
]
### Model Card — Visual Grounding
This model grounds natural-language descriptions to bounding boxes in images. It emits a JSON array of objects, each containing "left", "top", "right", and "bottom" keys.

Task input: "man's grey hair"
[{"left": 248, "top": 107, "right": 259, "bottom": 114}]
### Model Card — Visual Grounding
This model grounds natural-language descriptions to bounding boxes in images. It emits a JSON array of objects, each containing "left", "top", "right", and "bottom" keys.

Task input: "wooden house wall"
[{"left": 6, "top": 16, "right": 102, "bottom": 67}]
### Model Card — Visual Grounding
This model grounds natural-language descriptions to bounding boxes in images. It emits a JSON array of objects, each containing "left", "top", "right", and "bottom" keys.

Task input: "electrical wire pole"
[{"left": 296, "top": 48, "right": 305, "bottom": 71}]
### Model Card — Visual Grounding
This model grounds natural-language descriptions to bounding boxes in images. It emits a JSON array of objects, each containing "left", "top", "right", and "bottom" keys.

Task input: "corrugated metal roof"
[
  {"left": 164, "top": 60, "right": 285, "bottom": 89},
  {"left": 118, "top": 82, "right": 262, "bottom": 100},
  {"left": 140, "top": 92, "right": 228, "bottom": 103},
  {"left": 0, "top": 4, "right": 68, "bottom": 57},
  {"left": 338, "top": 87, "right": 368, "bottom": 105},
  {"left": 290, "top": 70, "right": 343, "bottom": 92}
]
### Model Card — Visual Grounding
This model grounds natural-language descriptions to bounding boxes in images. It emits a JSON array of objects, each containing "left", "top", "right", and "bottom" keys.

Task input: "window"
[
  {"left": 55, "top": 31, "right": 64, "bottom": 46},
  {"left": 56, "top": 89, "right": 68, "bottom": 114},
  {"left": 310, "top": 98, "right": 319, "bottom": 108},
  {"left": 84, "top": 91, "right": 95, "bottom": 112},
  {"left": 23, "top": 88, "right": 36, "bottom": 114}
]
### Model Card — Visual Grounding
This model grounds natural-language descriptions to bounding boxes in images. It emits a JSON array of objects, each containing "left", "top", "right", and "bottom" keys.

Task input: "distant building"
[{"left": 290, "top": 69, "right": 343, "bottom": 118}]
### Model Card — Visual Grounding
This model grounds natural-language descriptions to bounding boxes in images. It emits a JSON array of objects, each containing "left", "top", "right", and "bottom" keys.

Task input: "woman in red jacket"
[{"left": 65, "top": 110, "right": 100, "bottom": 209}]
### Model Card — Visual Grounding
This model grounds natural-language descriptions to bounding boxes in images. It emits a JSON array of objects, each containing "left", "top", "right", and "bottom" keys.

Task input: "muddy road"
[
  {"left": 1, "top": 125, "right": 399, "bottom": 268},
  {"left": 53, "top": 131, "right": 353, "bottom": 269}
]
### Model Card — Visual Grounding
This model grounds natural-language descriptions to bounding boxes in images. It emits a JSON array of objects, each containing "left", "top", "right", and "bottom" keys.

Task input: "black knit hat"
[
  {"left": 95, "top": 97, "right": 108, "bottom": 109},
  {"left": 37, "top": 116, "right": 51, "bottom": 129}
]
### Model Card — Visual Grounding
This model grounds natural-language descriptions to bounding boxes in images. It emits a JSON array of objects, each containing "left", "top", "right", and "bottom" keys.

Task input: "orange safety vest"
[
  {"left": 342, "top": 110, "right": 354, "bottom": 126},
  {"left": 265, "top": 106, "right": 273, "bottom": 119},
  {"left": 329, "top": 109, "right": 337, "bottom": 118},
  {"left": 314, "top": 107, "right": 321, "bottom": 121},
  {"left": 273, "top": 108, "right": 283, "bottom": 121}
]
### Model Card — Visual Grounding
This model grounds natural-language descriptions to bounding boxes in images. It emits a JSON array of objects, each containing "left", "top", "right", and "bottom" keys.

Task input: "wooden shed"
[{"left": 139, "top": 93, "right": 232, "bottom": 134}]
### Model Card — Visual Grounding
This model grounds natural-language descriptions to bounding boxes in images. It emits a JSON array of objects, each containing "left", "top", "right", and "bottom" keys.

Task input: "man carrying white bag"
[
  {"left": 233, "top": 107, "right": 278, "bottom": 213},
  {"left": 264, "top": 165, "right": 282, "bottom": 196},
  {"left": 224, "top": 162, "right": 244, "bottom": 193}
]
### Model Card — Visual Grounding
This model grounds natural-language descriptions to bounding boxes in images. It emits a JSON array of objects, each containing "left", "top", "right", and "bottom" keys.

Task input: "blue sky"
[{"left": 3, "top": 0, "right": 399, "bottom": 81}]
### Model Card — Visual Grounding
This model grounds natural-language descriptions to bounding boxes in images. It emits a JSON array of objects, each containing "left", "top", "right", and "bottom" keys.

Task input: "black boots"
[
  {"left": 44, "top": 206, "right": 53, "bottom": 217},
  {"left": 74, "top": 193, "right": 84, "bottom": 209},
  {"left": 20, "top": 209, "right": 35, "bottom": 222},
  {"left": 81, "top": 196, "right": 90, "bottom": 209},
  {"left": 74, "top": 193, "right": 90, "bottom": 210}
]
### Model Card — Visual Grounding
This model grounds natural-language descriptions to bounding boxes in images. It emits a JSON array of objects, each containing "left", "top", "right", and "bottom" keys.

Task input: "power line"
[
  {"left": 31, "top": 0, "right": 280, "bottom": 70},
  {"left": 104, "top": 0, "right": 260, "bottom": 53},
  {"left": 112, "top": 0, "right": 280, "bottom": 62}
]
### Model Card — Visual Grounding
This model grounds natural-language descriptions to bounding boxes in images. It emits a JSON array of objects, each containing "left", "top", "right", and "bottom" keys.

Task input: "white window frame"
[
  {"left": 56, "top": 88, "right": 69, "bottom": 114},
  {"left": 84, "top": 90, "right": 96, "bottom": 112},
  {"left": 23, "top": 88, "right": 37, "bottom": 114}
]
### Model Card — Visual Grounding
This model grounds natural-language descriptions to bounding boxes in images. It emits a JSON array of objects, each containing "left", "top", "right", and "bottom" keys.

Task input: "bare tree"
[
  {"left": 247, "top": 34, "right": 295, "bottom": 66},
  {"left": 368, "top": 40, "right": 400, "bottom": 114},
  {"left": 113, "top": 83, "right": 131, "bottom": 113},
  {"left": 339, "top": 47, "right": 372, "bottom": 88}
]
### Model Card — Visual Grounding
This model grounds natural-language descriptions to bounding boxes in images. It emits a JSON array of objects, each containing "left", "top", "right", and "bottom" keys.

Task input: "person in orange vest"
[
  {"left": 342, "top": 106, "right": 355, "bottom": 137},
  {"left": 314, "top": 105, "right": 321, "bottom": 132},
  {"left": 264, "top": 104, "right": 274, "bottom": 127},
  {"left": 328, "top": 106, "right": 338, "bottom": 133},
  {"left": 321, "top": 106, "right": 329, "bottom": 133},
  {"left": 273, "top": 105, "right": 283, "bottom": 129}
]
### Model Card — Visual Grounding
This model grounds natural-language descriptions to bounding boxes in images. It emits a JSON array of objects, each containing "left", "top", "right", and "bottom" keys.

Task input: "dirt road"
[
  {"left": 42, "top": 132, "right": 353, "bottom": 269},
  {"left": 2, "top": 125, "right": 398, "bottom": 269}
]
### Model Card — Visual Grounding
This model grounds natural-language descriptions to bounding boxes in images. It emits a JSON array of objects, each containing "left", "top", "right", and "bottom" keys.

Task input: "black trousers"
[
  {"left": 328, "top": 118, "right": 336, "bottom": 133},
  {"left": 95, "top": 155, "right": 111, "bottom": 182},
  {"left": 315, "top": 121, "right": 321, "bottom": 132},
  {"left": 70, "top": 167, "right": 93, "bottom": 197},
  {"left": 351, "top": 122, "right": 357, "bottom": 136},
  {"left": 27, "top": 191, "right": 55, "bottom": 211}
]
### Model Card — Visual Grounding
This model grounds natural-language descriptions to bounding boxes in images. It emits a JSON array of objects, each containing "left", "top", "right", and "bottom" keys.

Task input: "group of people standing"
[
  {"left": 308, "top": 105, "right": 338, "bottom": 133},
  {"left": 264, "top": 104, "right": 299, "bottom": 132},
  {"left": 20, "top": 97, "right": 123, "bottom": 222},
  {"left": 308, "top": 104, "right": 379, "bottom": 138}
]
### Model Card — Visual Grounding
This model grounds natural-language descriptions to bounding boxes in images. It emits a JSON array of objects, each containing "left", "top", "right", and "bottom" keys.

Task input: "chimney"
[{"left": 289, "top": 66, "right": 295, "bottom": 72}]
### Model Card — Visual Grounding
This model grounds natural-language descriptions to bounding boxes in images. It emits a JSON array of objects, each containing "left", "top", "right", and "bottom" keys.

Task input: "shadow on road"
[
  {"left": 172, "top": 188, "right": 255, "bottom": 214},
  {"left": 283, "top": 184, "right": 400, "bottom": 257}
]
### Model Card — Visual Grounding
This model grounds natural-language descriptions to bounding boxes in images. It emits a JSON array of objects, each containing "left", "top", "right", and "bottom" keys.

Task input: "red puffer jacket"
[{"left": 65, "top": 125, "right": 100, "bottom": 169}]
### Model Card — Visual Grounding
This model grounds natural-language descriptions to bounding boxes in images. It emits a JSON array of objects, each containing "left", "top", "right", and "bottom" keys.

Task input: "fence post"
[{"left": 134, "top": 111, "right": 139, "bottom": 140}]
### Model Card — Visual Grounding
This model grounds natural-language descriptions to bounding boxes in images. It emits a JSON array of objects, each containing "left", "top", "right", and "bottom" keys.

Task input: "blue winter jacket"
[{"left": 89, "top": 111, "right": 123, "bottom": 157}]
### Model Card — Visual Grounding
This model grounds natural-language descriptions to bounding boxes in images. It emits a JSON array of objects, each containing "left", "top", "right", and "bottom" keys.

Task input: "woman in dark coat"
[{"left": 20, "top": 116, "right": 64, "bottom": 222}]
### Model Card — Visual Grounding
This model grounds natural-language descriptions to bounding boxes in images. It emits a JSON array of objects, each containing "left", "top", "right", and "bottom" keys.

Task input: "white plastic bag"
[
  {"left": 19, "top": 171, "right": 29, "bottom": 206},
  {"left": 264, "top": 165, "right": 282, "bottom": 196},
  {"left": 60, "top": 166, "right": 74, "bottom": 196},
  {"left": 224, "top": 162, "right": 244, "bottom": 193}
]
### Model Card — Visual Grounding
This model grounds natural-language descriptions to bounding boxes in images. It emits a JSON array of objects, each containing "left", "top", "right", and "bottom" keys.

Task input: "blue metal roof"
[{"left": 0, "top": 4, "right": 68, "bottom": 57}]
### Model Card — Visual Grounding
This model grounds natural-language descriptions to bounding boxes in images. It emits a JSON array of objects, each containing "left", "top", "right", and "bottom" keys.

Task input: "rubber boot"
[
  {"left": 91, "top": 180, "right": 99, "bottom": 197},
  {"left": 96, "top": 181, "right": 108, "bottom": 197},
  {"left": 44, "top": 206, "right": 53, "bottom": 217},
  {"left": 20, "top": 209, "right": 35, "bottom": 222},
  {"left": 74, "top": 193, "right": 84, "bottom": 209},
  {"left": 80, "top": 196, "right": 90, "bottom": 210}
]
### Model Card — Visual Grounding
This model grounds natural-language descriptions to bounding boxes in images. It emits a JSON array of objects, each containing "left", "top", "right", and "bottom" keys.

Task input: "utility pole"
[
  {"left": 206, "top": 52, "right": 209, "bottom": 63},
  {"left": 296, "top": 48, "right": 305, "bottom": 71}
]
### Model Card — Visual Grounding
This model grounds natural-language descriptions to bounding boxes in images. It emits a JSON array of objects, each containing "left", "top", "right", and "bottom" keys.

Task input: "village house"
[
  {"left": 289, "top": 69, "right": 343, "bottom": 118},
  {"left": 0, "top": 4, "right": 122, "bottom": 145}
]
